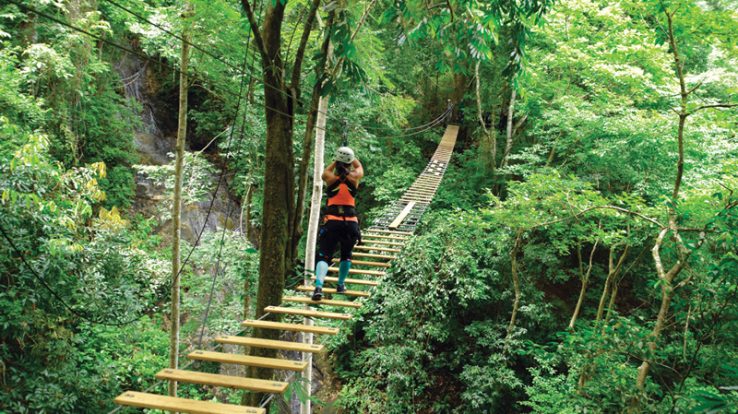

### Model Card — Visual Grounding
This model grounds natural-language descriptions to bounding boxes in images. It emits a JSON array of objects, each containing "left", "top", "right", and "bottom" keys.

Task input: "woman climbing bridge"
[{"left": 311, "top": 146, "right": 364, "bottom": 301}]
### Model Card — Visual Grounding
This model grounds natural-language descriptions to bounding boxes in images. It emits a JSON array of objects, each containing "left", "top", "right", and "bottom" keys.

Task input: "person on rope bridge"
[{"left": 311, "top": 146, "right": 364, "bottom": 301}]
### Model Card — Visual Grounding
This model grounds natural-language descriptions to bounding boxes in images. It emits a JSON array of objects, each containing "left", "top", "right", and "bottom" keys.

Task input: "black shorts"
[{"left": 316, "top": 220, "right": 360, "bottom": 263}]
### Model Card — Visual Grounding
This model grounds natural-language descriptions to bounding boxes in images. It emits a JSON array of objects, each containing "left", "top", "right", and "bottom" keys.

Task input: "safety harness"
[{"left": 324, "top": 176, "right": 358, "bottom": 218}]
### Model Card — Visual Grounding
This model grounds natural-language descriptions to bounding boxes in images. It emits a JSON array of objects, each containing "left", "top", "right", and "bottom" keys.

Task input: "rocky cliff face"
[{"left": 116, "top": 53, "right": 240, "bottom": 242}]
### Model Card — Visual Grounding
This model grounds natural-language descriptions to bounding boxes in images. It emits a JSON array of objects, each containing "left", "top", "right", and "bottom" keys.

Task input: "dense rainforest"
[{"left": 1, "top": 0, "right": 737, "bottom": 413}]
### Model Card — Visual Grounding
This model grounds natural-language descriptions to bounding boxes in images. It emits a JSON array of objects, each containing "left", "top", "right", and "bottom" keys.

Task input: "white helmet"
[{"left": 335, "top": 146, "right": 355, "bottom": 164}]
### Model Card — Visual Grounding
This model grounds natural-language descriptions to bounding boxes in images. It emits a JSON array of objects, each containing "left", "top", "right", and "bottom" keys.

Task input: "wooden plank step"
[
  {"left": 352, "top": 252, "right": 398, "bottom": 260},
  {"left": 188, "top": 350, "right": 307, "bottom": 371},
  {"left": 284, "top": 295, "right": 362, "bottom": 308},
  {"left": 215, "top": 335, "right": 325, "bottom": 353},
  {"left": 360, "top": 234, "right": 409, "bottom": 240},
  {"left": 333, "top": 258, "right": 390, "bottom": 268},
  {"left": 367, "top": 229, "right": 413, "bottom": 235},
  {"left": 264, "top": 306, "right": 351, "bottom": 320},
  {"left": 354, "top": 245, "right": 401, "bottom": 253},
  {"left": 390, "top": 201, "right": 417, "bottom": 229},
  {"left": 328, "top": 266, "right": 385, "bottom": 276},
  {"left": 310, "top": 276, "right": 379, "bottom": 286},
  {"left": 115, "top": 391, "right": 265, "bottom": 414},
  {"left": 155, "top": 369, "right": 288, "bottom": 393},
  {"left": 242, "top": 319, "right": 339, "bottom": 335},
  {"left": 296, "top": 285, "right": 370, "bottom": 297},
  {"left": 186, "top": 350, "right": 301, "bottom": 371},
  {"left": 360, "top": 239, "right": 405, "bottom": 246}
]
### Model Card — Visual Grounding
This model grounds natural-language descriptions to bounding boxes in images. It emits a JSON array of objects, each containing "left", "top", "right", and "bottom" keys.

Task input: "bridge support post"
[{"left": 301, "top": 93, "right": 329, "bottom": 413}]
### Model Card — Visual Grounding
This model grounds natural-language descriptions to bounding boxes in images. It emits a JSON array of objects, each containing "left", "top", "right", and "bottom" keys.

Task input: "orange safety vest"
[{"left": 324, "top": 176, "right": 358, "bottom": 222}]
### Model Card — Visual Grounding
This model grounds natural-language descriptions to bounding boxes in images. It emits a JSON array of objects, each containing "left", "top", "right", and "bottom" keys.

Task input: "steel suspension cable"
[{"left": 360, "top": 107, "right": 452, "bottom": 132}]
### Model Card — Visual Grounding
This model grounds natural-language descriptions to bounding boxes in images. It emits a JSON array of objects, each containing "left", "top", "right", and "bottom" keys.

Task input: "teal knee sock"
[
  {"left": 338, "top": 260, "right": 352, "bottom": 285},
  {"left": 315, "top": 261, "right": 329, "bottom": 288}
]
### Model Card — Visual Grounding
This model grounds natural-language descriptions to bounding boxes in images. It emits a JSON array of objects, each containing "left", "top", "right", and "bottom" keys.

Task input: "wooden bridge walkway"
[{"left": 114, "top": 125, "right": 459, "bottom": 413}]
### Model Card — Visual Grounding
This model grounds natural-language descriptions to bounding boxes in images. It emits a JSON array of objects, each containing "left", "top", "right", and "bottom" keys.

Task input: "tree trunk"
[
  {"left": 500, "top": 84, "right": 516, "bottom": 168},
  {"left": 168, "top": 8, "right": 191, "bottom": 398},
  {"left": 569, "top": 240, "right": 599, "bottom": 330},
  {"left": 243, "top": 183, "right": 254, "bottom": 242},
  {"left": 291, "top": 15, "right": 334, "bottom": 260},
  {"left": 291, "top": 87, "right": 321, "bottom": 256},
  {"left": 451, "top": 72, "right": 468, "bottom": 123},
  {"left": 506, "top": 231, "right": 523, "bottom": 341},
  {"left": 299, "top": 90, "right": 329, "bottom": 414},
  {"left": 636, "top": 283, "right": 674, "bottom": 388},
  {"left": 579, "top": 244, "right": 628, "bottom": 389},
  {"left": 245, "top": 4, "right": 293, "bottom": 404},
  {"left": 569, "top": 278, "right": 589, "bottom": 330},
  {"left": 634, "top": 10, "right": 690, "bottom": 393},
  {"left": 605, "top": 280, "right": 619, "bottom": 322},
  {"left": 635, "top": 224, "right": 704, "bottom": 391},
  {"left": 595, "top": 245, "right": 629, "bottom": 326},
  {"left": 475, "top": 61, "right": 496, "bottom": 174}
]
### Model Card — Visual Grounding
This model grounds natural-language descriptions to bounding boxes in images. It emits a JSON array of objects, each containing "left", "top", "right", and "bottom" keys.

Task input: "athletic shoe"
[
  {"left": 336, "top": 284, "right": 346, "bottom": 294},
  {"left": 311, "top": 287, "right": 323, "bottom": 301}
]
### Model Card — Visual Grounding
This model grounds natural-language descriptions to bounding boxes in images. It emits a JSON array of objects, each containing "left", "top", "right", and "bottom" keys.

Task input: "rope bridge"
[{"left": 114, "top": 125, "right": 459, "bottom": 413}]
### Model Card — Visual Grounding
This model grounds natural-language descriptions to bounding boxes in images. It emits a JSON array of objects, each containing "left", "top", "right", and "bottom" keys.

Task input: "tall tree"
[
  {"left": 238, "top": 0, "right": 321, "bottom": 392},
  {"left": 168, "top": 2, "right": 192, "bottom": 398},
  {"left": 634, "top": 0, "right": 738, "bottom": 392}
]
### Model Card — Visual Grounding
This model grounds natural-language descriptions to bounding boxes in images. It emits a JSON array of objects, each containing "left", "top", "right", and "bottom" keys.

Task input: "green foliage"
[
  {"left": 1, "top": 0, "right": 737, "bottom": 412},
  {"left": 0, "top": 128, "right": 168, "bottom": 412}
]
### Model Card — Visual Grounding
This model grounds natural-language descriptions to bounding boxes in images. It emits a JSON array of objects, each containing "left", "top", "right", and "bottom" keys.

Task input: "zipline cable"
[
  {"left": 373, "top": 107, "right": 451, "bottom": 140},
  {"left": 360, "top": 107, "right": 452, "bottom": 132}
]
